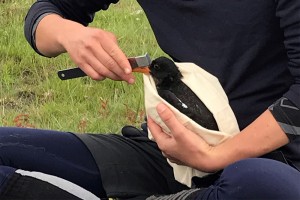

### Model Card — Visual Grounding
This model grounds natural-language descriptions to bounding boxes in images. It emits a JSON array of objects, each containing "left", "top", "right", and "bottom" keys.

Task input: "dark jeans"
[{"left": 0, "top": 127, "right": 299, "bottom": 199}]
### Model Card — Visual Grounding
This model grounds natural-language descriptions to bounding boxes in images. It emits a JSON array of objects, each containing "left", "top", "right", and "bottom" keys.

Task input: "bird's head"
[{"left": 149, "top": 56, "right": 183, "bottom": 87}]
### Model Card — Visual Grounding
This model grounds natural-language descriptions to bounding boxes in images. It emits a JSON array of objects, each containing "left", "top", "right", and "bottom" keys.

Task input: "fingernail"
[
  {"left": 124, "top": 68, "right": 131, "bottom": 74},
  {"left": 157, "top": 103, "right": 166, "bottom": 114},
  {"left": 128, "top": 78, "right": 135, "bottom": 84}
]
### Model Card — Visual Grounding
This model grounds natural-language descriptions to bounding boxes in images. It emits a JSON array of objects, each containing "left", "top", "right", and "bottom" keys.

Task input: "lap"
[
  {"left": 0, "top": 127, "right": 187, "bottom": 198},
  {"left": 77, "top": 133, "right": 188, "bottom": 198},
  {"left": 1, "top": 128, "right": 299, "bottom": 199}
]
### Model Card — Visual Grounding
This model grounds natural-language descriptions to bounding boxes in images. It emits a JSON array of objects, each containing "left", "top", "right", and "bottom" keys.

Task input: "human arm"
[
  {"left": 24, "top": 0, "right": 135, "bottom": 83},
  {"left": 148, "top": 103, "right": 288, "bottom": 172},
  {"left": 271, "top": 0, "right": 300, "bottom": 140},
  {"left": 275, "top": 0, "right": 300, "bottom": 109}
]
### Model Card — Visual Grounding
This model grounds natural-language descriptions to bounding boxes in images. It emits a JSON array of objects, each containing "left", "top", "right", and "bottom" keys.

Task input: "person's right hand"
[
  {"left": 62, "top": 26, "right": 134, "bottom": 83},
  {"left": 36, "top": 14, "right": 135, "bottom": 83}
]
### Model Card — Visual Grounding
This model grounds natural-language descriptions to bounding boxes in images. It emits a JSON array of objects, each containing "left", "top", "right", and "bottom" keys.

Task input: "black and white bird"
[{"left": 148, "top": 56, "right": 219, "bottom": 131}]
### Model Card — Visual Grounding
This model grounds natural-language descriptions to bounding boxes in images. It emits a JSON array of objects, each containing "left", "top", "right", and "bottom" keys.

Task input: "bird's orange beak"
[{"left": 132, "top": 66, "right": 150, "bottom": 74}]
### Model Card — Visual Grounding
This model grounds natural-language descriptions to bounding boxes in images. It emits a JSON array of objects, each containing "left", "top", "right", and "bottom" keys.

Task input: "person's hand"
[
  {"left": 61, "top": 25, "right": 134, "bottom": 83},
  {"left": 36, "top": 15, "right": 134, "bottom": 83},
  {"left": 148, "top": 103, "right": 219, "bottom": 172}
]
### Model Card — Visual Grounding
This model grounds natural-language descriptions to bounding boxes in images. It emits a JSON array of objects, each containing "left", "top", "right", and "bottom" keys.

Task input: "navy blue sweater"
[{"left": 24, "top": 0, "right": 300, "bottom": 169}]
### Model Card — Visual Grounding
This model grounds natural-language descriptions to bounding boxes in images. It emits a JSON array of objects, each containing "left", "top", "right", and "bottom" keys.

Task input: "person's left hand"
[{"left": 148, "top": 103, "right": 218, "bottom": 172}]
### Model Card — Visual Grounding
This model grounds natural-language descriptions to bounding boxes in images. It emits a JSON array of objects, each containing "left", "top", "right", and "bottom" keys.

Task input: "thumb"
[{"left": 156, "top": 103, "right": 185, "bottom": 136}]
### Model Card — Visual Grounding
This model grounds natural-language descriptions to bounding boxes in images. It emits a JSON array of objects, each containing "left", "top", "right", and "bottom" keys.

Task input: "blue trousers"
[
  {"left": 0, "top": 127, "right": 105, "bottom": 197},
  {"left": 0, "top": 127, "right": 299, "bottom": 199},
  {"left": 197, "top": 158, "right": 300, "bottom": 199}
]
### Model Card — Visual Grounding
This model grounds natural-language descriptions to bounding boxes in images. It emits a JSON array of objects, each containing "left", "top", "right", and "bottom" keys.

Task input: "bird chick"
[{"left": 149, "top": 57, "right": 219, "bottom": 131}]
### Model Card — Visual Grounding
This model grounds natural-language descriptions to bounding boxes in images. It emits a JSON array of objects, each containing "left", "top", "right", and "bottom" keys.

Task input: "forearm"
[
  {"left": 149, "top": 103, "right": 291, "bottom": 173},
  {"left": 210, "top": 110, "right": 289, "bottom": 171},
  {"left": 24, "top": 0, "right": 119, "bottom": 56},
  {"left": 35, "top": 14, "right": 84, "bottom": 57}
]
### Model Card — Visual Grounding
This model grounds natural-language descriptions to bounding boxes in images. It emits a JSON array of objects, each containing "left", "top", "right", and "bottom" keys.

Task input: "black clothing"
[
  {"left": 24, "top": 0, "right": 300, "bottom": 129},
  {"left": 75, "top": 133, "right": 188, "bottom": 198},
  {"left": 24, "top": 0, "right": 300, "bottom": 171},
  {"left": 0, "top": 166, "right": 99, "bottom": 200},
  {"left": 0, "top": 127, "right": 186, "bottom": 199},
  {"left": 0, "top": 127, "right": 104, "bottom": 196},
  {"left": 0, "top": 128, "right": 300, "bottom": 199},
  {"left": 1, "top": 173, "right": 82, "bottom": 200},
  {"left": 23, "top": 1, "right": 300, "bottom": 198}
]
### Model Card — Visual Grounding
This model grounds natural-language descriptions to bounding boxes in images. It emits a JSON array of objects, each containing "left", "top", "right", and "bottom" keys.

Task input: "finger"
[
  {"left": 100, "top": 37, "right": 132, "bottom": 75},
  {"left": 105, "top": 33, "right": 132, "bottom": 75},
  {"left": 93, "top": 48, "right": 134, "bottom": 82},
  {"left": 156, "top": 103, "right": 185, "bottom": 137},
  {"left": 85, "top": 52, "right": 121, "bottom": 80},
  {"left": 147, "top": 116, "right": 171, "bottom": 142},
  {"left": 68, "top": 41, "right": 115, "bottom": 80},
  {"left": 79, "top": 63, "right": 106, "bottom": 81}
]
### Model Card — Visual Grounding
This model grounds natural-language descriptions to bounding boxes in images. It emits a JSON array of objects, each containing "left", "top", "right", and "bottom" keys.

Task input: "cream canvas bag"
[{"left": 143, "top": 62, "right": 240, "bottom": 187}]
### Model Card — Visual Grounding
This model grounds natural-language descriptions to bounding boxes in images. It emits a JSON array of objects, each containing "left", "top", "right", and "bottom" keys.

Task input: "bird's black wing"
[
  {"left": 160, "top": 81, "right": 219, "bottom": 131},
  {"left": 157, "top": 89, "right": 195, "bottom": 119}
]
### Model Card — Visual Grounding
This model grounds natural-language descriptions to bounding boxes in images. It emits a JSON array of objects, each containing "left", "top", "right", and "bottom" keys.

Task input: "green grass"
[{"left": 0, "top": 0, "right": 166, "bottom": 134}]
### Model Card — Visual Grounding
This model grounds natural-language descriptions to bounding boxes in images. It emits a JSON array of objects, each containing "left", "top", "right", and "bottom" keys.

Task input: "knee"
[{"left": 213, "top": 158, "right": 300, "bottom": 199}]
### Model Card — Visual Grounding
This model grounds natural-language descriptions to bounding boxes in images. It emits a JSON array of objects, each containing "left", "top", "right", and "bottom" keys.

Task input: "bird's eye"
[{"left": 153, "top": 64, "right": 160, "bottom": 70}]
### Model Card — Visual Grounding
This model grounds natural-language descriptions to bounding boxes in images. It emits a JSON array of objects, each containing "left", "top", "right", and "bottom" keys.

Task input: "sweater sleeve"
[
  {"left": 24, "top": 0, "right": 119, "bottom": 55},
  {"left": 275, "top": 0, "right": 300, "bottom": 108},
  {"left": 270, "top": 0, "right": 300, "bottom": 138}
]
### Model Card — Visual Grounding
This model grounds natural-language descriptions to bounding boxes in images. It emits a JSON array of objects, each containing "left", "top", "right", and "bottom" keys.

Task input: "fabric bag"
[{"left": 143, "top": 62, "right": 240, "bottom": 187}]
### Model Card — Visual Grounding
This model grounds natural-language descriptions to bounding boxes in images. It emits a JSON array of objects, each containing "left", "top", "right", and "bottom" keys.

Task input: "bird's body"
[{"left": 149, "top": 57, "right": 219, "bottom": 131}]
